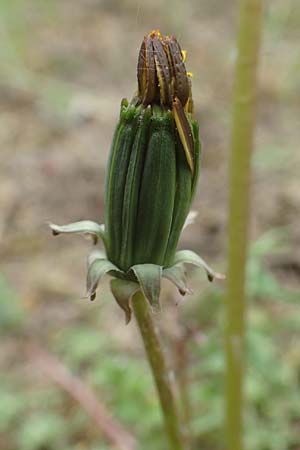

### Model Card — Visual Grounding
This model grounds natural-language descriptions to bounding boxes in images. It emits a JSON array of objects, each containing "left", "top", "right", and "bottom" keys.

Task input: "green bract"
[{"left": 49, "top": 30, "right": 224, "bottom": 322}]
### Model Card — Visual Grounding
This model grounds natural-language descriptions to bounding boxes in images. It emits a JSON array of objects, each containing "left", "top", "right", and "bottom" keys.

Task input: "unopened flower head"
[
  {"left": 49, "top": 30, "right": 224, "bottom": 322},
  {"left": 104, "top": 30, "right": 200, "bottom": 273}
]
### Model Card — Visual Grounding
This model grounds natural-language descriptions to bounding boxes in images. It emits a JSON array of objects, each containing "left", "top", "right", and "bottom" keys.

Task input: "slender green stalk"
[
  {"left": 225, "top": 1, "right": 263, "bottom": 449},
  {"left": 131, "top": 291, "right": 185, "bottom": 450}
]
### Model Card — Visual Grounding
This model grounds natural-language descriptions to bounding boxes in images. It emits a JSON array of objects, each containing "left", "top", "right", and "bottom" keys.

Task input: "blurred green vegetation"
[{"left": 1, "top": 228, "right": 299, "bottom": 450}]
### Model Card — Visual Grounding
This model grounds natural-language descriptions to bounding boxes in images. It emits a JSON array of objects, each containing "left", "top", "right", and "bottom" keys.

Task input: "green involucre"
[{"left": 104, "top": 101, "right": 201, "bottom": 272}]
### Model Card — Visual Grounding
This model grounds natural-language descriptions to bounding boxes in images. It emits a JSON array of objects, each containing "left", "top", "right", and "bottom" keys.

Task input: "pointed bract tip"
[
  {"left": 48, "top": 222, "right": 60, "bottom": 235},
  {"left": 208, "top": 271, "right": 226, "bottom": 282},
  {"left": 125, "top": 311, "right": 132, "bottom": 325}
]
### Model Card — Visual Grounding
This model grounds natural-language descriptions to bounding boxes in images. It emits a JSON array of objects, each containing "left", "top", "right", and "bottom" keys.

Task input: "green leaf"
[
  {"left": 86, "top": 252, "right": 122, "bottom": 300},
  {"left": 131, "top": 264, "right": 162, "bottom": 311},
  {"left": 162, "top": 265, "right": 192, "bottom": 295},
  {"left": 110, "top": 279, "right": 139, "bottom": 324},
  {"left": 173, "top": 250, "right": 225, "bottom": 282},
  {"left": 49, "top": 220, "right": 106, "bottom": 246}
]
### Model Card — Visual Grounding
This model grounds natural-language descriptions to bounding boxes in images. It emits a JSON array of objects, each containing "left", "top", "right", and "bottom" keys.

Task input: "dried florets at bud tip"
[{"left": 137, "top": 30, "right": 192, "bottom": 110}]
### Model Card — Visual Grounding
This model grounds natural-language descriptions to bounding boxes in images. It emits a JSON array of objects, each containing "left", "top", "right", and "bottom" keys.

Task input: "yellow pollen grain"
[
  {"left": 181, "top": 50, "right": 187, "bottom": 62},
  {"left": 150, "top": 29, "right": 162, "bottom": 39}
]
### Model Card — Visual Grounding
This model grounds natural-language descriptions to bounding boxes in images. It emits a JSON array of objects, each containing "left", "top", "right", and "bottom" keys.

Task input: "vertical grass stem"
[{"left": 225, "top": 1, "right": 263, "bottom": 449}]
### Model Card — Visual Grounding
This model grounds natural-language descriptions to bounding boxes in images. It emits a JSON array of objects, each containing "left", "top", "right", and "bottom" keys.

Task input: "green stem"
[
  {"left": 131, "top": 291, "right": 185, "bottom": 450},
  {"left": 225, "top": 1, "right": 263, "bottom": 450}
]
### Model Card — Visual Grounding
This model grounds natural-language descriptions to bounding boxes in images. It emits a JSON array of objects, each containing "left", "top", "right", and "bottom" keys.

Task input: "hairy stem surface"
[
  {"left": 225, "top": 1, "right": 263, "bottom": 449},
  {"left": 132, "top": 291, "right": 185, "bottom": 450}
]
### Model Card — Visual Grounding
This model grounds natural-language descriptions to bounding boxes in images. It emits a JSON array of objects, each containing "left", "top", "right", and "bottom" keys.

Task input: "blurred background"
[{"left": 0, "top": 1, "right": 299, "bottom": 449}]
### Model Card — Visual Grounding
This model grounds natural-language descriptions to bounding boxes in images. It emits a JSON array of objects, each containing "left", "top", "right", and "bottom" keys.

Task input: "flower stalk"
[{"left": 131, "top": 290, "right": 185, "bottom": 450}]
